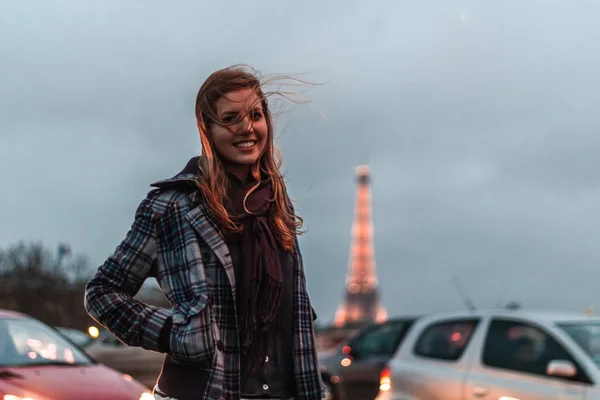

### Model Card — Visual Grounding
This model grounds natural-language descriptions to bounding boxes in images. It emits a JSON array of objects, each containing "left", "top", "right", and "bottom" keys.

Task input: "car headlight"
[
  {"left": 4, "top": 395, "right": 37, "bottom": 400},
  {"left": 139, "top": 393, "right": 154, "bottom": 400}
]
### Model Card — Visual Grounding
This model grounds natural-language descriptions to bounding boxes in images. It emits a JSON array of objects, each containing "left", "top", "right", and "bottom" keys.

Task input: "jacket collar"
[
  {"left": 150, "top": 156, "right": 200, "bottom": 188},
  {"left": 151, "top": 157, "right": 237, "bottom": 293}
]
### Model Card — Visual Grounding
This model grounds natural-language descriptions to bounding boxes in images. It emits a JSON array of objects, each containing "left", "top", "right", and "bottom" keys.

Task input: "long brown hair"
[{"left": 195, "top": 65, "right": 302, "bottom": 253}]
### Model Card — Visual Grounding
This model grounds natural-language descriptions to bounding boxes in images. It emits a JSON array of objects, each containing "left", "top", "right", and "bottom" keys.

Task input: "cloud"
[{"left": 2, "top": 0, "right": 600, "bottom": 323}]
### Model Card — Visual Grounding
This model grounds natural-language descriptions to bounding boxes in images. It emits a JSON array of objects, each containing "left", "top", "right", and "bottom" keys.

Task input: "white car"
[{"left": 375, "top": 309, "right": 600, "bottom": 400}]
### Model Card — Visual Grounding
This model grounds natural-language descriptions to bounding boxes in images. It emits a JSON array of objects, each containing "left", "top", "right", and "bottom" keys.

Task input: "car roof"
[
  {"left": 56, "top": 327, "right": 84, "bottom": 332},
  {"left": 388, "top": 315, "right": 423, "bottom": 322},
  {"left": 415, "top": 309, "right": 600, "bottom": 325},
  {"left": 0, "top": 309, "right": 27, "bottom": 319},
  {"left": 358, "top": 316, "right": 423, "bottom": 329},
  {"left": 382, "top": 315, "right": 424, "bottom": 324}
]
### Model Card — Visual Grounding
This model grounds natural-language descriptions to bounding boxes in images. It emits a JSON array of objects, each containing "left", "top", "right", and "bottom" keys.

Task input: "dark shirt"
[
  {"left": 155, "top": 239, "right": 296, "bottom": 400},
  {"left": 229, "top": 240, "right": 296, "bottom": 399}
]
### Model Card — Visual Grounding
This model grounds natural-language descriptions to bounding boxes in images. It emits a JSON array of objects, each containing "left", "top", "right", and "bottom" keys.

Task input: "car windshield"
[
  {"left": 557, "top": 322, "right": 600, "bottom": 367},
  {"left": 0, "top": 318, "right": 93, "bottom": 367}
]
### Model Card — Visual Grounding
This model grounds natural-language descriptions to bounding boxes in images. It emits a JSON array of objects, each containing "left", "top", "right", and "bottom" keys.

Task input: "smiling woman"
[
  {"left": 84, "top": 65, "right": 325, "bottom": 400},
  {"left": 207, "top": 88, "right": 268, "bottom": 175}
]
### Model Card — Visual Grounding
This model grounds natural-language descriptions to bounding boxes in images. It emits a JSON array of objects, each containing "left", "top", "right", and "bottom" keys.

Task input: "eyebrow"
[{"left": 219, "top": 105, "right": 263, "bottom": 117}]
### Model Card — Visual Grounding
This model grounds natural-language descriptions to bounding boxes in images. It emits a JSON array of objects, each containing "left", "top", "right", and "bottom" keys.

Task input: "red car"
[{"left": 0, "top": 309, "right": 154, "bottom": 400}]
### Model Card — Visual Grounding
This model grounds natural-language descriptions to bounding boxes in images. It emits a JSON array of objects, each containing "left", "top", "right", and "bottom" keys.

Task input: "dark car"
[
  {"left": 55, "top": 327, "right": 95, "bottom": 349},
  {"left": 318, "top": 316, "right": 421, "bottom": 400},
  {"left": 85, "top": 329, "right": 165, "bottom": 388}
]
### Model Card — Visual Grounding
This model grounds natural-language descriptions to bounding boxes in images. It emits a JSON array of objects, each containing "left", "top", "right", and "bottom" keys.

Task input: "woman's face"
[{"left": 208, "top": 88, "right": 268, "bottom": 179}]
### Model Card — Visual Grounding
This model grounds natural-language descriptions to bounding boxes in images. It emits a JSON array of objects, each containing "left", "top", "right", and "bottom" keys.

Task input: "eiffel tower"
[{"left": 333, "top": 165, "right": 387, "bottom": 328}]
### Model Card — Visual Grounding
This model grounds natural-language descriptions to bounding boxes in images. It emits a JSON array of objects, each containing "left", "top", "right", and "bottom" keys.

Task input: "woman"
[{"left": 84, "top": 66, "right": 325, "bottom": 400}]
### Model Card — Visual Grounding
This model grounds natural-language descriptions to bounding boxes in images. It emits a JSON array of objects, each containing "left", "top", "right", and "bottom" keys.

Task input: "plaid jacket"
[{"left": 84, "top": 161, "right": 325, "bottom": 400}]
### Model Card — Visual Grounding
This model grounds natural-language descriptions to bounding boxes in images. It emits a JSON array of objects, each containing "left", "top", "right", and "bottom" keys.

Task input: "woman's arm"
[
  {"left": 292, "top": 237, "right": 327, "bottom": 400},
  {"left": 84, "top": 192, "right": 171, "bottom": 353}
]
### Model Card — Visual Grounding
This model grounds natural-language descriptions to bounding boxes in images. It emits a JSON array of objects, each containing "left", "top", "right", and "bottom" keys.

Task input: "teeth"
[{"left": 235, "top": 141, "right": 255, "bottom": 148}]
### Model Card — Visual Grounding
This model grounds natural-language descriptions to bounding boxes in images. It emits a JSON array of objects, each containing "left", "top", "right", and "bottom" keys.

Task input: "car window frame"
[
  {"left": 349, "top": 319, "right": 416, "bottom": 360},
  {"left": 412, "top": 317, "right": 481, "bottom": 362},
  {"left": 52, "top": 327, "right": 95, "bottom": 351},
  {"left": 481, "top": 317, "right": 593, "bottom": 385}
]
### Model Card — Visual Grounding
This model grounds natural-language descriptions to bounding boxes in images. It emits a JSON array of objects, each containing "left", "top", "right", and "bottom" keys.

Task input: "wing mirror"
[{"left": 547, "top": 360, "right": 576, "bottom": 378}]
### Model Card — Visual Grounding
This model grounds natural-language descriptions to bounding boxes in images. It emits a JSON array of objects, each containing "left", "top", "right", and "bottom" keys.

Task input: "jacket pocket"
[{"left": 169, "top": 294, "right": 216, "bottom": 365}]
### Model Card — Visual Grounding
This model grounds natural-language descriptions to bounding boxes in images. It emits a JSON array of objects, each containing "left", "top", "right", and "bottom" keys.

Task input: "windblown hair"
[{"left": 195, "top": 65, "right": 303, "bottom": 253}]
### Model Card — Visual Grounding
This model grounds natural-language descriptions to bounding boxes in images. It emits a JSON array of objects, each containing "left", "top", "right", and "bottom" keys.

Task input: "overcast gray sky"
[{"left": 2, "top": 0, "right": 600, "bottom": 324}]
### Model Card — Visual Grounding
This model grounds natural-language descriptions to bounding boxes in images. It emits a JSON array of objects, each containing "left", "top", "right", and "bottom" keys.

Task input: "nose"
[{"left": 236, "top": 115, "right": 253, "bottom": 134}]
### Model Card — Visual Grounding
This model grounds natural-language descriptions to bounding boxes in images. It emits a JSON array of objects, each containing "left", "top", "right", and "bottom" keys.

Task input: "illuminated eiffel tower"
[{"left": 333, "top": 165, "right": 387, "bottom": 328}]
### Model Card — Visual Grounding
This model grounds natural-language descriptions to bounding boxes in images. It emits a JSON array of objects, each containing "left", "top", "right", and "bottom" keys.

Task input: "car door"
[
  {"left": 465, "top": 318, "right": 591, "bottom": 400},
  {"left": 340, "top": 320, "right": 415, "bottom": 400},
  {"left": 391, "top": 317, "right": 481, "bottom": 400}
]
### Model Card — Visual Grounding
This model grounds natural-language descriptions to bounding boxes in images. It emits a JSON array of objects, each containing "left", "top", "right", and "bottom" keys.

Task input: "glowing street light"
[{"left": 88, "top": 326, "right": 100, "bottom": 338}]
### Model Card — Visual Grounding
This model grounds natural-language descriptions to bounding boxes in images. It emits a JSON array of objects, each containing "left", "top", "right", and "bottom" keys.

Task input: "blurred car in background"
[
  {"left": 55, "top": 327, "right": 94, "bottom": 349},
  {"left": 376, "top": 309, "right": 600, "bottom": 400},
  {"left": 318, "top": 316, "right": 421, "bottom": 400},
  {"left": 0, "top": 309, "right": 153, "bottom": 400},
  {"left": 85, "top": 329, "right": 164, "bottom": 388}
]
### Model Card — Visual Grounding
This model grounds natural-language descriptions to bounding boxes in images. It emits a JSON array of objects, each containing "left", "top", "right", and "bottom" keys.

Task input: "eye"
[
  {"left": 221, "top": 114, "right": 236, "bottom": 123},
  {"left": 251, "top": 111, "right": 263, "bottom": 121}
]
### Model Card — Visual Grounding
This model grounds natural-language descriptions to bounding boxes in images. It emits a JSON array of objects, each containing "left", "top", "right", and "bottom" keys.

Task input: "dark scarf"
[{"left": 225, "top": 175, "right": 282, "bottom": 370}]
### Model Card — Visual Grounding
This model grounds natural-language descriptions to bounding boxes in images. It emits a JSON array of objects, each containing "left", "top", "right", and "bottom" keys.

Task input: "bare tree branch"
[{"left": 0, "top": 241, "right": 96, "bottom": 330}]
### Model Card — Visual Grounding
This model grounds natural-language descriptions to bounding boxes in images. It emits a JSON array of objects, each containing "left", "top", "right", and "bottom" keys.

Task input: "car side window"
[
  {"left": 350, "top": 321, "right": 412, "bottom": 359},
  {"left": 482, "top": 319, "right": 589, "bottom": 383},
  {"left": 414, "top": 319, "right": 479, "bottom": 361}
]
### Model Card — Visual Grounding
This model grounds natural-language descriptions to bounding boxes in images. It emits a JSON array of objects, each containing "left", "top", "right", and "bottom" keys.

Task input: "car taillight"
[{"left": 379, "top": 366, "right": 391, "bottom": 392}]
